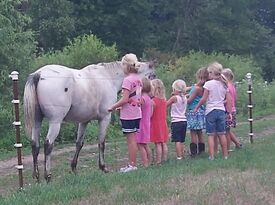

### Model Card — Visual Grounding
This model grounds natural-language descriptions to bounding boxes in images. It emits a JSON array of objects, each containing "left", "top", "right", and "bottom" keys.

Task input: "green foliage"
[
  {"left": 32, "top": 34, "right": 118, "bottom": 70},
  {"left": 236, "top": 80, "right": 275, "bottom": 116},
  {"left": 156, "top": 51, "right": 261, "bottom": 94},
  {"left": 28, "top": 0, "right": 76, "bottom": 51},
  {"left": 0, "top": 0, "right": 36, "bottom": 102},
  {"left": 72, "top": 0, "right": 152, "bottom": 55}
]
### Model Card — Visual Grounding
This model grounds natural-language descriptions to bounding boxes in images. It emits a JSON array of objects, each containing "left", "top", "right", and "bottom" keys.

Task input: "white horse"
[{"left": 24, "top": 61, "right": 155, "bottom": 182}]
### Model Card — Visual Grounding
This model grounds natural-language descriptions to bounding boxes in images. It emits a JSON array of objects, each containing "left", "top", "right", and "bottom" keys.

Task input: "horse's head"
[{"left": 138, "top": 61, "right": 156, "bottom": 80}]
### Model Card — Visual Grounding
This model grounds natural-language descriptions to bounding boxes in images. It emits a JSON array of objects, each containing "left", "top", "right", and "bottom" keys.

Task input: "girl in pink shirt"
[
  {"left": 136, "top": 77, "right": 152, "bottom": 167},
  {"left": 222, "top": 68, "right": 242, "bottom": 150},
  {"left": 108, "top": 53, "right": 142, "bottom": 172}
]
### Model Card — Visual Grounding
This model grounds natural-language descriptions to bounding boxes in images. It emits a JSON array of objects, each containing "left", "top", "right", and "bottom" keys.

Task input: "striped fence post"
[
  {"left": 246, "top": 72, "right": 253, "bottom": 144},
  {"left": 9, "top": 71, "right": 24, "bottom": 190}
]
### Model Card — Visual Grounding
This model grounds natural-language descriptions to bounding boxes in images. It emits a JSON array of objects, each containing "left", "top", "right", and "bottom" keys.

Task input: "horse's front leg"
[
  {"left": 44, "top": 122, "right": 61, "bottom": 182},
  {"left": 98, "top": 116, "right": 111, "bottom": 173},
  {"left": 31, "top": 122, "right": 41, "bottom": 182},
  {"left": 71, "top": 122, "right": 88, "bottom": 173}
]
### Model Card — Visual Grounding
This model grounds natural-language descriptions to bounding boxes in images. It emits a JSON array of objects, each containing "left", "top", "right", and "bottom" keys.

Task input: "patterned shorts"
[
  {"left": 225, "top": 112, "right": 237, "bottom": 130},
  {"left": 187, "top": 109, "right": 206, "bottom": 130}
]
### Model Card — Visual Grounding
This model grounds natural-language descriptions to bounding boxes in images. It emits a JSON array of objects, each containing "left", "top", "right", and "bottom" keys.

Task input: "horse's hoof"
[
  {"left": 71, "top": 167, "right": 77, "bottom": 175},
  {"left": 103, "top": 168, "right": 109, "bottom": 173},
  {"left": 45, "top": 174, "right": 52, "bottom": 183},
  {"left": 32, "top": 172, "right": 40, "bottom": 183}
]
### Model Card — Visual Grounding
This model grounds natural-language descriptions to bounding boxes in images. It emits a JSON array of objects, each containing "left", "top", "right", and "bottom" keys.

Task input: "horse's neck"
[
  {"left": 84, "top": 61, "right": 125, "bottom": 92},
  {"left": 103, "top": 62, "right": 125, "bottom": 92}
]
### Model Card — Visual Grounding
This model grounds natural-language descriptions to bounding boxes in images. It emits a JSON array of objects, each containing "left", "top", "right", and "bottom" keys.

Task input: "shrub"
[
  {"left": 167, "top": 51, "right": 261, "bottom": 85},
  {"left": 32, "top": 34, "right": 118, "bottom": 70}
]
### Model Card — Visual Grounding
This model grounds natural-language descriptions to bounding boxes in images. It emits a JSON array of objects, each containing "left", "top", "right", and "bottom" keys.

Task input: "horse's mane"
[{"left": 97, "top": 61, "right": 122, "bottom": 70}]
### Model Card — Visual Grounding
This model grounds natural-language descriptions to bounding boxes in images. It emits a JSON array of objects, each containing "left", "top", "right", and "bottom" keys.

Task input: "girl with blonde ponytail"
[{"left": 194, "top": 62, "right": 232, "bottom": 160}]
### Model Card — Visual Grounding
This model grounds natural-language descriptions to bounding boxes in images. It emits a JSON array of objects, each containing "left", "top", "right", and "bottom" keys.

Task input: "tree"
[
  {"left": 28, "top": 0, "right": 76, "bottom": 51},
  {"left": 72, "top": 0, "right": 152, "bottom": 55},
  {"left": 0, "top": 0, "right": 36, "bottom": 103}
]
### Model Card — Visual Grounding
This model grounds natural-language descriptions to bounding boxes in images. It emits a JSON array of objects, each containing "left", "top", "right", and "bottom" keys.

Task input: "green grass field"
[{"left": 0, "top": 116, "right": 275, "bottom": 205}]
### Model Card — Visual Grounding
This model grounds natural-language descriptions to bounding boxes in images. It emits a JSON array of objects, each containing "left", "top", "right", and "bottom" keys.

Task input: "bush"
[
  {"left": 156, "top": 51, "right": 261, "bottom": 95},
  {"left": 167, "top": 51, "right": 261, "bottom": 85},
  {"left": 32, "top": 34, "right": 118, "bottom": 70}
]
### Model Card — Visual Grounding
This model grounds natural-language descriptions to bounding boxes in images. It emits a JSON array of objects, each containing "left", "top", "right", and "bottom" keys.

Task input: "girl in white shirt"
[{"left": 194, "top": 62, "right": 232, "bottom": 160}]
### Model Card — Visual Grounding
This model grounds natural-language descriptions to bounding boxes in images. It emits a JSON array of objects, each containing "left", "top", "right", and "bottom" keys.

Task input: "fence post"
[
  {"left": 246, "top": 72, "right": 253, "bottom": 144},
  {"left": 9, "top": 71, "right": 24, "bottom": 190}
]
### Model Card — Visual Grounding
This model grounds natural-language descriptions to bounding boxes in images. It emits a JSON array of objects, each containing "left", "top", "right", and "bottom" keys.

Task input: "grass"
[{"left": 0, "top": 117, "right": 275, "bottom": 204}]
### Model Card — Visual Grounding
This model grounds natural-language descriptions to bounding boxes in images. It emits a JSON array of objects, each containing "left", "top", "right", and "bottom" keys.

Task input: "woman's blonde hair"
[
  {"left": 207, "top": 62, "right": 228, "bottom": 88},
  {"left": 196, "top": 67, "right": 209, "bottom": 86},
  {"left": 222, "top": 68, "right": 234, "bottom": 81},
  {"left": 141, "top": 77, "right": 151, "bottom": 93},
  {"left": 172, "top": 79, "right": 186, "bottom": 95},
  {"left": 121, "top": 53, "right": 140, "bottom": 73},
  {"left": 151, "top": 79, "right": 166, "bottom": 99}
]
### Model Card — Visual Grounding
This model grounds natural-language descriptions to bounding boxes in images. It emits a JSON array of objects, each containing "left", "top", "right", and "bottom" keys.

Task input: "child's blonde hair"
[
  {"left": 141, "top": 77, "right": 151, "bottom": 93},
  {"left": 172, "top": 79, "right": 186, "bottom": 95},
  {"left": 121, "top": 53, "right": 140, "bottom": 73},
  {"left": 207, "top": 62, "right": 228, "bottom": 88},
  {"left": 222, "top": 68, "right": 234, "bottom": 81},
  {"left": 196, "top": 67, "right": 209, "bottom": 86},
  {"left": 151, "top": 79, "right": 166, "bottom": 99}
]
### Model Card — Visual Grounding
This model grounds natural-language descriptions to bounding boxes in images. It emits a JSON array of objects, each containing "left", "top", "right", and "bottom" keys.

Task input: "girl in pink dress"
[
  {"left": 222, "top": 68, "right": 242, "bottom": 150},
  {"left": 136, "top": 78, "right": 152, "bottom": 167}
]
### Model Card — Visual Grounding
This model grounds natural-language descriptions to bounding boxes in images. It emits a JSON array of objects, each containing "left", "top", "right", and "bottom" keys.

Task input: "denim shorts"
[
  {"left": 205, "top": 109, "right": 226, "bottom": 135},
  {"left": 120, "top": 119, "right": 140, "bottom": 134},
  {"left": 171, "top": 121, "right": 187, "bottom": 143}
]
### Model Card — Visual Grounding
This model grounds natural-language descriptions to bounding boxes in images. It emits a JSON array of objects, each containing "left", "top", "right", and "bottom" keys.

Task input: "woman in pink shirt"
[{"left": 108, "top": 53, "right": 142, "bottom": 172}]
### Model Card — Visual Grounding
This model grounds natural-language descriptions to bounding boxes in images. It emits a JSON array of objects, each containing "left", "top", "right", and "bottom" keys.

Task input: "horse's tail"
[{"left": 23, "top": 73, "right": 42, "bottom": 138}]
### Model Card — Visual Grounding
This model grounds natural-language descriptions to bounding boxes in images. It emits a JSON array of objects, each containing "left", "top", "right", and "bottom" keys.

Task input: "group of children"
[{"left": 108, "top": 53, "right": 242, "bottom": 173}]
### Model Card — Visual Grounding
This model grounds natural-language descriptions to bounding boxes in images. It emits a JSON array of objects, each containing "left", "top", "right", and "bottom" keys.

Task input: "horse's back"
[{"left": 35, "top": 65, "right": 76, "bottom": 122}]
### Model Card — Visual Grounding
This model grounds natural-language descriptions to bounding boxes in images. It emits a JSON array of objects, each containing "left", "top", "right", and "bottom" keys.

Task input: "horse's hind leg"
[
  {"left": 71, "top": 122, "right": 88, "bottom": 173},
  {"left": 98, "top": 116, "right": 111, "bottom": 173},
  {"left": 44, "top": 122, "right": 61, "bottom": 182},
  {"left": 31, "top": 121, "right": 42, "bottom": 182}
]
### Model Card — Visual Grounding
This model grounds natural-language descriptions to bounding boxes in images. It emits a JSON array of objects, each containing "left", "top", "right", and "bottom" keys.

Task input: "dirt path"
[
  {"left": 1, "top": 114, "right": 275, "bottom": 178},
  {"left": 0, "top": 144, "right": 98, "bottom": 177}
]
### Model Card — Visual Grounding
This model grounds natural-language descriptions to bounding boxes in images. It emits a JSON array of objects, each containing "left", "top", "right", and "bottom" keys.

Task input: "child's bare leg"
[
  {"left": 208, "top": 135, "right": 215, "bottom": 159},
  {"left": 155, "top": 143, "right": 162, "bottom": 164},
  {"left": 162, "top": 143, "right": 168, "bottom": 161},
  {"left": 126, "top": 133, "right": 138, "bottom": 166},
  {"left": 218, "top": 134, "right": 228, "bottom": 159},
  {"left": 138, "top": 143, "right": 149, "bottom": 167},
  {"left": 226, "top": 131, "right": 231, "bottom": 151},
  {"left": 229, "top": 131, "right": 241, "bottom": 147},
  {"left": 144, "top": 144, "right": 152, "bottom": 165},
  {"left": 175, "top": 142, "right": 183, "bottom": 158},
  {"left": 197, "top": 130, "right": 204, "bottom": 143},
  {"left": 190, "top": 130, "right": 198, "bottom": 156},
  {"left": 214, "top": 135, "right": 218, "bottom": 154},
  {"left": 191, "top": 130, "right": 198, "bottom": 144}
]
